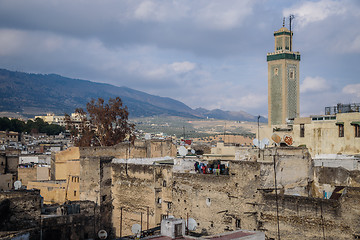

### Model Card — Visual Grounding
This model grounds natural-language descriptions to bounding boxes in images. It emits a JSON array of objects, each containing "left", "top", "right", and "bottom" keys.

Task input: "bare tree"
[{"left": 66, "top": 97, "right": 135, "bottom": 147}]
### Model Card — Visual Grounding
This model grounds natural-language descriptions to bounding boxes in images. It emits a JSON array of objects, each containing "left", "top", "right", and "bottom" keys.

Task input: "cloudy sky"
[{"left": 0, "top": 0, "right": 359, "bottom": 117}]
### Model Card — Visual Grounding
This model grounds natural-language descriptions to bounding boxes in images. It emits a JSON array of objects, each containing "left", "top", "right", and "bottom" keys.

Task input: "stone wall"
[
  {"left": 259, "top": 190, "right": 360, "bottom": 240},
  {"left": 0, "top": 174, "right": 13, "bottom": 191},
  {"left": 171, "top": 161, "right": 261, "bottom": 235},
  {"left": 111, "top": 163, "right": 173, "bottom": 237},
  {"left": 0, "top": 190, "right": 41, "bottom": 231},
  {"left": 0, "top": 154, "right": 5, "bottom": 174},
  {"left": 79, "top": 139, "right": 176, "bottom": 159},
  {"left": 313, "top": 166, "right": 360, "bottom": 198}
]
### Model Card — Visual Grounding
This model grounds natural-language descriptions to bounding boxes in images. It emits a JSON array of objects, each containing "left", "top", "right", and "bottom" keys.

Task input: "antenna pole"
[
  {"left": 289, "top": 14, "right": 294, "bottom": 52},
  {"left": 258, "top": 116, "right": 260, "bottom": 157},
  {"left": 273, "top": 150, "right": 281, "bottom": 240},
  {"left": 120, "top": 207, "right": 123, "bottom": 238},
  {"left": 223, "top": 123, "right": 226, "bottom": 143}
]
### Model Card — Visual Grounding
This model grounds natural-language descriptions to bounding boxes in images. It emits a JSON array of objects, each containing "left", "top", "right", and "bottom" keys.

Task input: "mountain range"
[{"left": 0, "top": 68, "right": 266, "bottom": 122}]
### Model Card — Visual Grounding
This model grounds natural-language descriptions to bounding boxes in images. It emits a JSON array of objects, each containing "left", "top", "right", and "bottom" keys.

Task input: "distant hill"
[
  {"left": 0, "top": 68, "right": 267, "bottom": 122},
  {"left": 195, "top": 108, "right": 267, "bottom": 122}
]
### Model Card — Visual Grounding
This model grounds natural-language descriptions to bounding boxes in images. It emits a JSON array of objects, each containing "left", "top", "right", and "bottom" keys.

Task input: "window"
[
  {"left": 289, "top": 70, "right": 294, "bottom": 79},
  {"left": 355, "top": 124, "right": 360, "bottom": 138},
  {"left": 163, "top": 180, "right": 167, "bottom": 187},
  {"left": 300, "top": 124, "right": 305, "bottom": 138},
  {"left": 339, "top": 124, "right": 344, "bottom": 137},
  {"left": 235, "top": 219, "right": 241, "bottom": 229},
  {"left": 274, "top": 68, "right": 278, "bottom": 76},
  {"left": 74, "top": 191, "right": 77, "bottom": 196}
]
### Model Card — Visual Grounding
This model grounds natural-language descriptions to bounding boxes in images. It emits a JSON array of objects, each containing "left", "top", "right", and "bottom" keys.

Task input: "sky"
[{"left": 0, "top": 0, "right": 359, "bottom": 117}]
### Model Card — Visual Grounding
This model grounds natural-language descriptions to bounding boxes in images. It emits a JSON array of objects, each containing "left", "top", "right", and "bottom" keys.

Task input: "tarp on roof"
[{"left": 329, "top": 186, "right": 345, "bottom": 200}]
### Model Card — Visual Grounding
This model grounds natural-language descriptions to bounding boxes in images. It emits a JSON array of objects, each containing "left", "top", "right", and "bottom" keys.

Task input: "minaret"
[{"left": 267, "top": 18, "right": 300, "bottom": 126}]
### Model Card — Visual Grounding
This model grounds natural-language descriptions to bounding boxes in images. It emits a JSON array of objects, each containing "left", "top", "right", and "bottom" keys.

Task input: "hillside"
[{"left": 0, "top": 68, "right": 267, "bottom": 122}]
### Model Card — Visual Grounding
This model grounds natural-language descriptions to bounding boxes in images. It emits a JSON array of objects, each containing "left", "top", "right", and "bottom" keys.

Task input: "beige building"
[
  {"left": 27, "top": 147, "right": 80, "bottom": 204},
  {"left": 28, "top": 140, "right": 176, "bottom": 204},
  {"left": 34, "top": 113, "right": 66, "bottom": 126},
  {"left": 18, "top": 165, "right": 50, "bottom": 187},
  {"left": 260, "top": 105, "right": 360, "bottom": 156}
]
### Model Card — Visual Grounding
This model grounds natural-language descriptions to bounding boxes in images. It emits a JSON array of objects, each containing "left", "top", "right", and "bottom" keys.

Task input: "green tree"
[{"left": 0, "top": 117, "right": 11, "bottom": 131}]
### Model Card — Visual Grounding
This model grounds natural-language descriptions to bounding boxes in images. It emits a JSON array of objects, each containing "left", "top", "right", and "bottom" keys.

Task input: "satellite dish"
[
  {"left": 262, "top": 138, "right": 270, "bottom": 146},
  {"left": 167, "top": 215, "right": 175, "bottom": 219},
  {"left": 14, "top": 181, "right": 22, "bottom": 190},
  {"left": 178, "top": 146, "right": 187, "bottom": 156},
  {"left": 252, "top": 139, "right": 259, "bottom": 147},
  {"left": 144, "top": 133, "right": 151, "bottom": 140},
  {"left": 271, "top": 134, "right": 281, "bottom": 144},
  {"left": 98, "top": 230, "right": 107, "bottom": 239},
  {"left": 259, "top": 141, "right": 265, "bottom": 150},
  {"left": 131, "top": 224, "right": 141, "bottom": 236},
  {"left": 191, "top": 149, "right": 195, "bottom": 154},
  {"left": 187, "top": 218, "right": 197, "bottom": 231},
  {"left": 283, "top": 135, "right": 293, "bottom": 146}
]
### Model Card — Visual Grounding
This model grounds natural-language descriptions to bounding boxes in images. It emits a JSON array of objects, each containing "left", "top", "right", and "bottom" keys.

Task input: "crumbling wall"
[
  {"left": 79, "top": 140, "right": 176, "bottom": 159},
  {"left": 111, "top": 163, "right": 173, "bottom": 237},
  {"left": 171, "top": 161, "right": 262, "bottom": 235},
  {"left": 259, "top": 193, "right": 355, "bottom": 240},
  {"left": 0, "top": 190, "right": 41, "bottom": 231}
]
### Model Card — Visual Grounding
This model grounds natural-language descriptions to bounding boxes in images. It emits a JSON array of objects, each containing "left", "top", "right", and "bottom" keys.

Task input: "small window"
[
  {"left": 300, "top": 124, "right": 305, "bottom": 138},
  {"left": 289, "top": 70, "right": 294, "bottom": 79},
  {"left": 74, "top": 191, "right": 77, "bottom": 196},
  {"left": 274, "top": 68, "right": 278, "bottom": 76},
  {"left": 355, "top": 125, "right": 360, "bottom": 138},
  {"left": 235, "top": 219, "right": 241, "bottom": 229},
  {"left": 163, "top": 180, "right": 166, "bottom": 187},
  {"left": 157, "top": 198, "right": 162, "bottom": 204},
  {"left": 339, "top": 124, "right": 344, "bottom": 137},
  {"left": 168, "top": 202, "right": 172, "bottom": 209}
]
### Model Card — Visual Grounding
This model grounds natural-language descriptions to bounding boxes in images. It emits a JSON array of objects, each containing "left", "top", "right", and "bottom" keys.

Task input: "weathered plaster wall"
[
  {"left": 0, "top": 174, "right": 13, "bottom": 191},
  {"left": 171, "top": 161, "right": 261, "bottom": 235},
  {"left": 111, "top": 163, "right": 173, "bottom": 237},
  {"left": 259, "top": 191, "right": 360, "bottom": 240}
]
